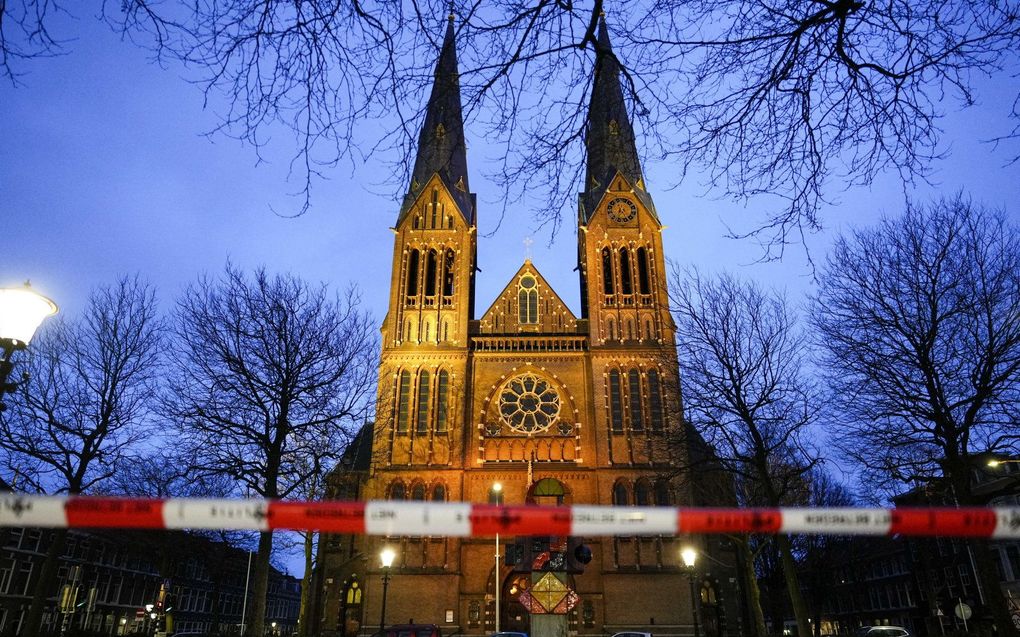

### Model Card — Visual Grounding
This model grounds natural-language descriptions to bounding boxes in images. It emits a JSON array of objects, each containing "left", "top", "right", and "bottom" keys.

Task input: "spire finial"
[{"left": 448, "top": 1, "right": 455, "bottom": 21}]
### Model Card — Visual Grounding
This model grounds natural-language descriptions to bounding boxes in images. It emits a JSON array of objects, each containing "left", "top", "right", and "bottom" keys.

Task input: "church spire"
[
  {"left": 401, "top": 14, "right": 473, "bottom": 222},
  {"left": 582, "top": 19, "right": 651, "bottom": 222}
]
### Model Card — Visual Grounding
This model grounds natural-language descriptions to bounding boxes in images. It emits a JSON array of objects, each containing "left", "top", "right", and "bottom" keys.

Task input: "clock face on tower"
[{"left": 607, "top": 197, "right": 637, "bottom": 223}]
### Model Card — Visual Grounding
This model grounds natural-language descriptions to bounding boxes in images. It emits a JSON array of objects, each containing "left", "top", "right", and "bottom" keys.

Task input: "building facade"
[
  {"left": 316, "top": 15, "right": 737, "bottom": 637},
  {"left": 0, "top": 527, "right": 300, "bottom": 636}
]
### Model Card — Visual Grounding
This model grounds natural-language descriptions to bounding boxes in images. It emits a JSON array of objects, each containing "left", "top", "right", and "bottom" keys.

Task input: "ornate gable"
[{"left": 478, "top": 261, "right": 578, "bottom": 334}]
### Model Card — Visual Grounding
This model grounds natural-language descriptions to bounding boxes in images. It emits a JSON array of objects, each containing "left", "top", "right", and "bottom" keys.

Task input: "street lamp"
[
  {"left": 681, "top": 547, "right": 701, "bottom": 637},
  {"left": 379, "top": 547, "right": 396, "bottom": 637},
  {"left": 987, "top": 458, "right": 1020, "bottom": 468},
  {"left": 492, "top": 482, "right": 503, "bottom": 633},
  {"left": 0, "top": 283, "right": 57, "bottom": 408}
]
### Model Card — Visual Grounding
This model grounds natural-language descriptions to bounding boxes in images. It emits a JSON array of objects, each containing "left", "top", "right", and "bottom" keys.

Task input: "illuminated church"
[{"left": 313, "top": 14, "right": 740, "bottom": 637}]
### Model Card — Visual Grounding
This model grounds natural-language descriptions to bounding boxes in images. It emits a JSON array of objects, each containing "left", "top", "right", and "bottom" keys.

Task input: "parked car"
[
  {"left": 491, "top": 632, "right": 528, "bottom": 637},
  {"left": 853, "top": 627, "right": 911, "bottom": 637},
  {"left": 384, "top": 624, "right": 443, "bottom": 637},
  {"left": 610, "top": 632, "right": 653, "bottom": 637}
]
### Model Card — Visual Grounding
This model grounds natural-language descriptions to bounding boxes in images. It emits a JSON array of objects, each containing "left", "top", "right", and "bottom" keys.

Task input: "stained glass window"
[
  {"left": 416, "top": 370, "right": 430, "bottom": 434},
  {"left": 396, "top": 371, "right": 411, "bottom": 433},
  {"left": 436, "top": 370, "right": 449, "bottom": 432},
  {"left": 498, "top": 373, "right": 560, "bottom": 433},
  {"left": 628, "top": 369, "right": 643, "bottom": 431},
  {"left": 608, "top": 370, "right": 623, "bottom": 433}
]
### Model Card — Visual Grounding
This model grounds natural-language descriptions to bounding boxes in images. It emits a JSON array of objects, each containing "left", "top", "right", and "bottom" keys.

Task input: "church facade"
[{"left": 314, "top": 16, "right": 740, "bottom": 637}]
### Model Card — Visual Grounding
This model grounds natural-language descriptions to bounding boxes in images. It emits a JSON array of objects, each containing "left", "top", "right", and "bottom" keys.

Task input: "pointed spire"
[
  {"left": 582, "top": 19, "right": 651, "bottom": 221},
  {"left": 400, "top": 13, "right": 473, "bottom": 222}
]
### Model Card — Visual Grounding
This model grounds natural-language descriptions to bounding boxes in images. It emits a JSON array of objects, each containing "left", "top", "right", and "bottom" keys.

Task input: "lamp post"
[
  {"left": 492, "top": 482, "right": 503, "bottom": 633},
  {"left": 987, "top": 458, "right": 1020, "bottom": 468},
  {"left": 379, "top": 548, "right": 396, "bottom": 637},
  {"left": 0, "top": 283, "right": 58, "bottom": 409},
  {"left": 681, "top": 547, "right": 700, "bottom": 637}
]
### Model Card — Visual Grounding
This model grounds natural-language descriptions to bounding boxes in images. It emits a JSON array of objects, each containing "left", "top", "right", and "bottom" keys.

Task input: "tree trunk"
[
  {"left": 23, "top": 528, "right": 68, "bottom": 637},
  {"left": 774, "top": 534, "right": 810, "bottom": 637},
  {"left": 737, "top": 539, "right": 768, "bottom": 637},
  {"left": 971, "top": 538, "right": 1020, "bottom": 637},
  {"left": 297, "top": 531, "right": 315, "bottom": 637},
  {"left": 247, "top": 530, "right": 274, "bottom": 637}
]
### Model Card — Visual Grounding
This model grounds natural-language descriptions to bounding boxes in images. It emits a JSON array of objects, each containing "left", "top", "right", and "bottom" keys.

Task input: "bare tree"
[
  {"left": 0, "top": 0, "right": 66, "bottom": 84},
  {"left": 165, "top": 264, "right": 377, "bottom": 637},
  {"left": 672, "top": 268, "right": 821, "bottom": 637},
  {"left": 813, "top": 195, "right": 1020, "bottom": 636},
  {"left": 0, "top": 275, "right": 162, "bottom": 637},
  {"left": 92, "top": 0, "right": 1019, "bottom": 244},
  {"left": 798, "top": 469, "right": 855, "bottom": 637}
]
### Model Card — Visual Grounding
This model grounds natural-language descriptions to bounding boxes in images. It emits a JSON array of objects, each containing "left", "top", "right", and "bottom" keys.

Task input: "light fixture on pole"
[
  {"left": 379, "top": 547, "right": 396, "bottom": 637},
  {"left": 0, "top": 283, "right": 57, "bottom": 409},
  {"left": 492, "top": 482, "right": 503, "bottom": 633},
  {"left": 987, "top": 458, "right": 1020, "bottom": 468},
  {"left": 681, "top": 547, "right": 701, "bottom": 637}
]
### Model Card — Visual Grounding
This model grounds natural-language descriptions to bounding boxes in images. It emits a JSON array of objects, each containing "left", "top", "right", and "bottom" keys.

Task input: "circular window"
[
  {"left": 498, "top": 373, "right": 561, "bottom": 433},
  {"left": 521, "top": 275, "right": 536, "bottom": 289}
]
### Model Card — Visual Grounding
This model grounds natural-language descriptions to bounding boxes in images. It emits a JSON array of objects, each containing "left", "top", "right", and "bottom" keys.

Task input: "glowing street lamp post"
[
  {"left": 379, "top": 548, "right": 396, "bottom": 637},
  {"left": 492, "top": 482, "right": 503, "bottom": 633},
  {"left": 681, "top": 547, "right": 700, "bottom": 637},
  {"left": 0, "top": 283, "right": 58, "bottom": 409}
]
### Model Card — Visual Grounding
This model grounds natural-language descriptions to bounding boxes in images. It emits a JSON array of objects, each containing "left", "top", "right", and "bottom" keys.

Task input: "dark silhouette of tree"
[
  {"left": 813, "top": 195, "right": 1020, "bottom": 636},
  {"left": 0, "top": 0, "right": 65, "bottom": 84},
  {"left": 0, "top": 275, "right": 163, "bottom": 637},
  {"left": 672, "top": 269, "right": 821, "bottom": 637},
  {"left": 165, "top": 264, "right": 377, "bottom": 637},
  {"left": 798, "top": 469, "right": 855, "bottom": 637},
  {"left": 91, "top": 0, "right": 1019, "bottom": 243}
]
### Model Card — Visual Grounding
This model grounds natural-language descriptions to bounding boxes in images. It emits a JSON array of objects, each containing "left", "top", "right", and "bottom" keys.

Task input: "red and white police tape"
[{"left": 0, "top": 495, "right": 1018, "bottom": 537}]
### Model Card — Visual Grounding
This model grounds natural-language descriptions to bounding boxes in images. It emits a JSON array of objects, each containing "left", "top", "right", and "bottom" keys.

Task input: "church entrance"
[{"left": 501, "top": 573, "right": 532, "bottom": 633}]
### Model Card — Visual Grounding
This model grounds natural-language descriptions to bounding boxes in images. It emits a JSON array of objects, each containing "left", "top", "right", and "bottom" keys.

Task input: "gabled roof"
[
  {"left": 399, "top": 16, "right": 473, "bottom": 223},
  {"left": 478, "top": 260, "right": 578, "bottom": 334},
  {"left": 581, "top": 20, "right": 655, "bottom": 222}
]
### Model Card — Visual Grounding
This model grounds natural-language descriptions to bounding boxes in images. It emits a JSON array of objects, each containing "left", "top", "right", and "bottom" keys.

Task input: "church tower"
[{"left": 380, "top": 13, "right": 476, "bottom": 467}]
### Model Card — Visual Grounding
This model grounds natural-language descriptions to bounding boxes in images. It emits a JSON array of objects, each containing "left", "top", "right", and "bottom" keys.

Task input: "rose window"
[{"left": 498, "top": 373, "right": 561, "bottom": 433}]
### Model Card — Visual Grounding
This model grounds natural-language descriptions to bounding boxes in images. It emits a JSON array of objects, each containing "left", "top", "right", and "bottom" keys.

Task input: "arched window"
[
  {"left": 654, "top": 481, "right": 670, "bottom": 506},
  {"left": 406, "top": 250, "right": 420, "bottom": 298},
  {"left": 416, "top": 370, "right": 430, "bottom": 434},
  {"left": 488, "top": 485, "right": 504, "bottom": 505},
  {"left": 390, "top": 482, "right": 406, "bottom": 500},
  {"left": 425, "top": 249, "right": 438, "bottom": 297},
  {"left": 601, "top": 248, "right": 615, "bottom": 295},
  {"left": 442, "top": 249, "right": 455, "bottom": 298},
  {"left": 432, "top": 484, "right": 446, "bottom": 501},
  {"left": 608, "top": 370, "right": 623, "bottom": 433},
  {"left": 436, "top": 370, "right": 449, "bottom": 432},
  {"left": 628, "top": 369, "right": 644, "bottom": 431},
  {"left": 612, "top": 481, "right": 629, "bottom": 506},
  {"left": 396, "top": 371, "right": 411, "bottom": 433},
  {"left": 637, "top": 247, "right": 651, "bottom": 295},
  {"left": 518, "top": 275, "right": 538, "bottom": 324},
  {"left": 411, "top": 483, "right": 426, "bottom": 501},
  {"left": 344, "top": 580, "right": 362, "bottom": 605},
  {"left": 634, "top": 479, "right": 651, "bottom": 506},
  {"left": 530, "top": 478, "right": 566, "bottom": 505},
  {"left": 619, "top": 249, "right": 633, "bottom": 295},
  {"left": 647, "top": 369, "right": 664, "bottom": 431}
]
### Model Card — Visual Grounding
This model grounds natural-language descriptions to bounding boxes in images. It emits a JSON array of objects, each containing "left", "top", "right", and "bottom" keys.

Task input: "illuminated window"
[
  {"left": 647, "top": 369, "right": 664, "bottom": 431},
  {"left": 416, "top": 370, "right": 430, "bottom": 434},
  {"left": 602, "top": 248, "right": 615, "bottom": 295},
  {"left": 518, "top": 275, "right": 539, "bottom": 324},
  {"left": 396, "top": 371, "right": 411, "bottom": 433},
  {"left": 432, "top": 484, "right": 446, "bottom": 501},
  {"left": 628, "top": 369, "right": 643, "bottom": 431},
  {"left": 608, "top": 370, "right": 623, "bottom": 433},
  {"left": 436, "top": 370, "right": 449, "bottom": 432},
  {"left": 390, "top": 482, "right": 406, "bottom": 500},
  {"left": 612, "top": 481, "right": 629, "bottom": 506}
]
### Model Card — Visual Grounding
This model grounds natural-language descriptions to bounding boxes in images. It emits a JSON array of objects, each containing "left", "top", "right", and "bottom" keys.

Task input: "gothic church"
[{"left": 314, "top": 15, "right": 738, "bottom": 637}]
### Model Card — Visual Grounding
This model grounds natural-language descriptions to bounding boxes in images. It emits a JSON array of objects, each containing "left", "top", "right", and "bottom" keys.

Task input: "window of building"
[
  {"left": 416, "top": 370, "right": 430, "bottom": 434},
  {"left": 425, "top": 250, "right": 438, "bottom": 297},
  {"left": 647, "top": 369, "right": 664, "bottom": 431},
  {"left": 432, "top": 484, "right": 447, "bottom": 501},
  {"left": 634, "top": 479, "right": 651, "bottom": 506},
  {"left": 608, "top": 370, "right": 623, "bottom": 433},
  {"left": 602, "top": 248, "right": 614, "bottom": 295},
  {"left": 442, "top": 249, "right": 455, "bottom": 298},
  {"left": 628, "top": 369, "right": 644, "bottom": 431},
  {"left": 390, "top": 482, "right": 406, "bottom": 500},
  {"left": 612, "top": 481, "right": 629, "bottom": 506},
  {"left": 396, "top": 371, "right": 411, "bottom": 433},
  {"left": 430, "top": 189, "right": 441, "bottom": 229},
  {"left": 436, "top": 370, "right": 449, "bottom": 432},
  {"left": 406, "top": 250, "right": 419, "bottom": 298},
  {"left": 411, "top": 483, "right": 426, "bottom": 501},
  {"left": 637, "top": 247, "right": 651, "bottom": 295},
  {"left": 488, "top": 485, "right": 504, "bottom": 505},
  {"left": 518, "top": 275, "right": 539, "bottom": 324},
  {"left": 654, "top": 481, "right": 670, "bottom": 506},
  {"left": 619, "top": 249, "right": 632, "bottom": 295}
]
